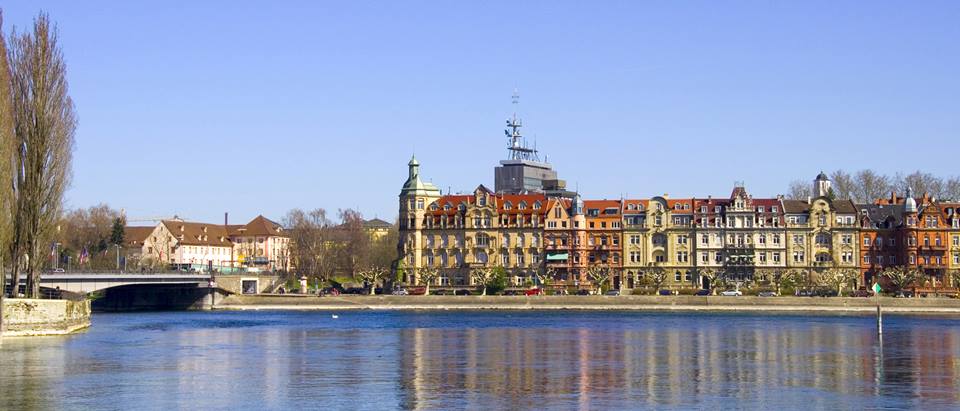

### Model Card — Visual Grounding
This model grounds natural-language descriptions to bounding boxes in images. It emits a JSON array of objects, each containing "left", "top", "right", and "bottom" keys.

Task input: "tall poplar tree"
[
  {"left": 7, "top": 13, "right": 76, "bottom": 298},
  {"left": 0, "top": 11, "right": 15, "bottom": 297}
]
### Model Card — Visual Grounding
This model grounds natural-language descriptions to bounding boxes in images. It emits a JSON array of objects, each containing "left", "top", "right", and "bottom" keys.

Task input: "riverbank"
[{"left": 216, "top": 294, "right": 960, "bottom": 314}]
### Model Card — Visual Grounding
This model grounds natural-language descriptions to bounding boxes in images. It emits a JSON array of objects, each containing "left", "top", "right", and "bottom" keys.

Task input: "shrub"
[{"left": 486, "top": 266, "right": 509, "bottom": 295}]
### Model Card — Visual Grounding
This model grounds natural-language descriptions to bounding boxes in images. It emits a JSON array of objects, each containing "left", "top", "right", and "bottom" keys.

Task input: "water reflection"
[{"left": 1, "top": 311, "right": 959, "bottom": 409}]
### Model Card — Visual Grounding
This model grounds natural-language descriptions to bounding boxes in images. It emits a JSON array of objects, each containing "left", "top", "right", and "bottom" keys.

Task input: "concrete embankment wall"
[
  {"left": 216, "top": 294, "right": 960, "bottom": 314},
  {"left": 2, "top": 298, "right": 91, "bottom": 336}
]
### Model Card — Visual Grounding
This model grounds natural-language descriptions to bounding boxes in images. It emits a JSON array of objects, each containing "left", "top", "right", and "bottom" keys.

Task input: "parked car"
[
  {"left": 658, "top": 289, "right": 673, "bottom": 296},
  {"left": 455, "top": 289, "right": 472, "bottom": 296},
  {"left": 894, "top": 291, "right": 914, "bottom": 298},
  {"left": 605, "top": 289, "right": 620, "bottom": 296},
  {"left": 814, "top": 289, "right": 839, "bottom": 297},
  {"left": 695, "top": 289, "right": 711, "bottom": 296},
  {"left": 342, "top": 287, "right": 364, "bottom": 295},
  {"left": 50, "top": 268, "right": 65, "bottom": 273},
  {"left": 391, "top": 288, "right": 409, "bottom": 296},
  {"left": 795, "top": 289, "right": 816, "bottom": 297},
  {"left": 524, "top": 288, "right": 544, "bottom": 296},
  {"left": 321, "top": 287, "right": 341, "bottom": 296},
  {"left": 432, "top": 289, "right": 452, "bottom": 296},
  {"left": 720, "top": 290, "right": 743, "bottom": 296},
  {"left": 576, "top": 289, "right": 591, "bottom": 296},
  {"left": 757, "top": 291, "right": 777, "bottom": 297},
  {"left": 503, "top": 290, "right": 520, "bottom": 296}
]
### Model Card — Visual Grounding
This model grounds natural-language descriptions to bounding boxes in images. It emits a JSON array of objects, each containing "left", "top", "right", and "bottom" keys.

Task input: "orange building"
[{"left": 583, "top": 200, "right": 623, "bottom": 285}]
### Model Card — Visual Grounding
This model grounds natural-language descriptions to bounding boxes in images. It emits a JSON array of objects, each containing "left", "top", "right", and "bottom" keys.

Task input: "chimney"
[{"left": 224, "top": 212, "right": 229, "bottom": 227}]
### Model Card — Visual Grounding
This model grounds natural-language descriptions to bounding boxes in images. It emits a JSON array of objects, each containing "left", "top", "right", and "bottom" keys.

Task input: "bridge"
[
  {"left": 5, "top": 271, "right": 281, "bottom": 311},
  {"left": 39, "top": 273, "right": 214, "bottom": 294}
]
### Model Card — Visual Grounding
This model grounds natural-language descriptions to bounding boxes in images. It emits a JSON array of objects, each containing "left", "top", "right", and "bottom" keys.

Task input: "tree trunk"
[
  {"left": 481, "top": 286, "right": 486, "bottom": 296},
  {"left": 424, "top": 283, "right": 430, "bottom": 296}
]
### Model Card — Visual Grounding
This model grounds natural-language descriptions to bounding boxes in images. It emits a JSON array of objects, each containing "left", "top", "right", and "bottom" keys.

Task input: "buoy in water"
[{"left": 331, "top": 314, "right": 339, "bottom": 319}]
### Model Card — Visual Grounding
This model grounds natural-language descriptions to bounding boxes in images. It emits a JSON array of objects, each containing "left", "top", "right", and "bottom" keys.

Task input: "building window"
[{"left": 772, "top": 252, "right": 781, "bottom": 263}]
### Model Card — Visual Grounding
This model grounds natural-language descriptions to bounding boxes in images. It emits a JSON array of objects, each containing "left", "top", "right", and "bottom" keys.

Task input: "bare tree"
[
  {"left": 356, "top": 267, "right": 387, "bottom": 295},
  {"left": 829, "top": 170, "right": 855, "bottom": 200},
  {"left": 585, "top": 263, "right": 611, "bottom": 294},
  {"left": 646, "top": 265, "right": 668, "bottom": 294},
  {"left": 8, "top": 14, "right": 76, "bottom": 298},
  {"left": 470, "top": 267, "right": 493, "bottom": 295},
  {"left": 697, "top": 267, "right": 718, "bottom": 293},
  {"left": 943, "top": 177, "right": 960, "bottom": 201},
  {"left": 0, "top": 11, "right": 14, "bottom": 296},
  {"left": 535, "top": 267, "right": 557, "bottom": 290},
  {"left": 950, "top": 269, "right": 960, "bottom": 289},
  {"left": 336, "top": 208, "right": 370, "bottom": 278},
  {"left": 880, "top": 266, "right": 921, "bottom": 293},
  {"left": 417, "top": 267, "right": 439, "bottom": 296},
  {"left": 823, "top": 267, "right": 859, "bottom": 296},
  {"left": 853, "top": 169, "right": 892, "bottom": 203},
  {"left": 284, "top": 208, "right": 332, "bottom": 280},
  {"left": 896, "top": 171, "right": 944, "bottom": 199},
  {"left": 787, "top": 180, "right": 811, "bottom": 200}
]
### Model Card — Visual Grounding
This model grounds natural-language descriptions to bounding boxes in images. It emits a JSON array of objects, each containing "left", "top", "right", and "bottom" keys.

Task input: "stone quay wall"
[
  {"left": 2, "top": 298, "right": 91, "bottom": 336},
  {"left": 216, "top": 294, "right": 960, "bottom": 314}
]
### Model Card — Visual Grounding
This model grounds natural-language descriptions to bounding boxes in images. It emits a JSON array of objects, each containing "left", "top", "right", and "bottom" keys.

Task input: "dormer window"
[
  {"left": 518, "top": 201, "right": 527, "bottom": 210},
  {"left": 504, "top": 201, "right": 512, "bottom": 210},
  {"left": 443, "top": 204, "right": 451, "bottom": 211},
  {"left": 533, "top": 201, "right": 541, "bottom": 210},
  {"left": 430, "top": 203, "right": 438, "bottom": 211}
]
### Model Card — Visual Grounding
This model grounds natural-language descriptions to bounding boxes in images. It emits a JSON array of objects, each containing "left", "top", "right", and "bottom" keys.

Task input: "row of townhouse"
[
  {"left": 124, "top": 215, "right": 290, "bottom": 272},
  {"left": 399, "top": 158, "right": 960, "bottom": 291}
]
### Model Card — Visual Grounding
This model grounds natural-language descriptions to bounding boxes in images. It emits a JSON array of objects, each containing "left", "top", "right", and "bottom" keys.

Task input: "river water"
[{"left": 1, "top": 310, "right": 959, "bottom": 410}]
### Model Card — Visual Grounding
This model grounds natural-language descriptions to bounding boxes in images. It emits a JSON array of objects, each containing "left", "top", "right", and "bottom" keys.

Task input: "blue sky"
[{"left": 3, "top": 1, "right": 959, "bottom": 224}]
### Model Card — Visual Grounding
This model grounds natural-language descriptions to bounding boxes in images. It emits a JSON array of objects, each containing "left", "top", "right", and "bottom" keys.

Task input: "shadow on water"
[{"left": 1, "top": 311, "right": 959, "bottom": 409}]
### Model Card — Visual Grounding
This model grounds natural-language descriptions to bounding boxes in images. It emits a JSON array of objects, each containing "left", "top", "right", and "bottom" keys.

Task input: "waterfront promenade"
[{"left": 217, "top": 294, "right": 960, "bottom": 314}]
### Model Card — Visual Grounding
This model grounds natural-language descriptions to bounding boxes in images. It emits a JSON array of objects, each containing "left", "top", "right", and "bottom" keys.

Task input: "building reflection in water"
[
  {"left": 394, "top": 314, "right": 960, "bottom": 409},
  {"left": 1, "top": 312, "right": 959, "bottom": 409}
]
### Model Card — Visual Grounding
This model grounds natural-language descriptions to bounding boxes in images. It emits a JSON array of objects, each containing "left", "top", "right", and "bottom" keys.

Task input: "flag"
[
  {"left": 50, "top": 242, "right": 57, "bottom": 258},
  {"left": 79, "top": 247, "right": 89, "bottom": 265}
]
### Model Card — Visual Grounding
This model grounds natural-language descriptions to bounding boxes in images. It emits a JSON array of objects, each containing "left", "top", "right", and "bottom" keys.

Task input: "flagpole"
[{"left": 874, "top": 281, "right": 882, "bottom": 337}]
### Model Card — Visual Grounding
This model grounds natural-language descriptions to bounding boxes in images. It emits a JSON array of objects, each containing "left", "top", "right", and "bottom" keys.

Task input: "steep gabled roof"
[
  {"left": 124, "top": 226, "right": 154, "bottom": 246},
  {"left": 231, "top": 215, "right": 287, "bottom": 237},
  {"left": 363, "top": 218, "right": 393, "bottom": 229},
  {"left": 161, "top": 220, "right": 234, "bottom": 247},
  {"left": 781, "top": 200, "right": 811, "bottom": 214}
]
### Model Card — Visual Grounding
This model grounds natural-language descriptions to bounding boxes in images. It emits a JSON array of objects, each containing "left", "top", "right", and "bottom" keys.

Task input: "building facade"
[
  {"left": 398, "top": 160, "right": 950, "bottom": 293},
  {"left": 858, "top": 191, "right": 960, "bottom": 288}
]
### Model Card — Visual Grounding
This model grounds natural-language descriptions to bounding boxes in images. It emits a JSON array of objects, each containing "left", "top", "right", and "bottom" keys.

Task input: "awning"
[{"left": 546, "top": 253, "right": 569, "bottom": 261}]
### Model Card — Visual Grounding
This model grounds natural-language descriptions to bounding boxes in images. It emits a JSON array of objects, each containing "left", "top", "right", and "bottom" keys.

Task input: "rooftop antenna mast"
[{"left": 504, "top": 89, "right": 540, "bottom": 162}]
